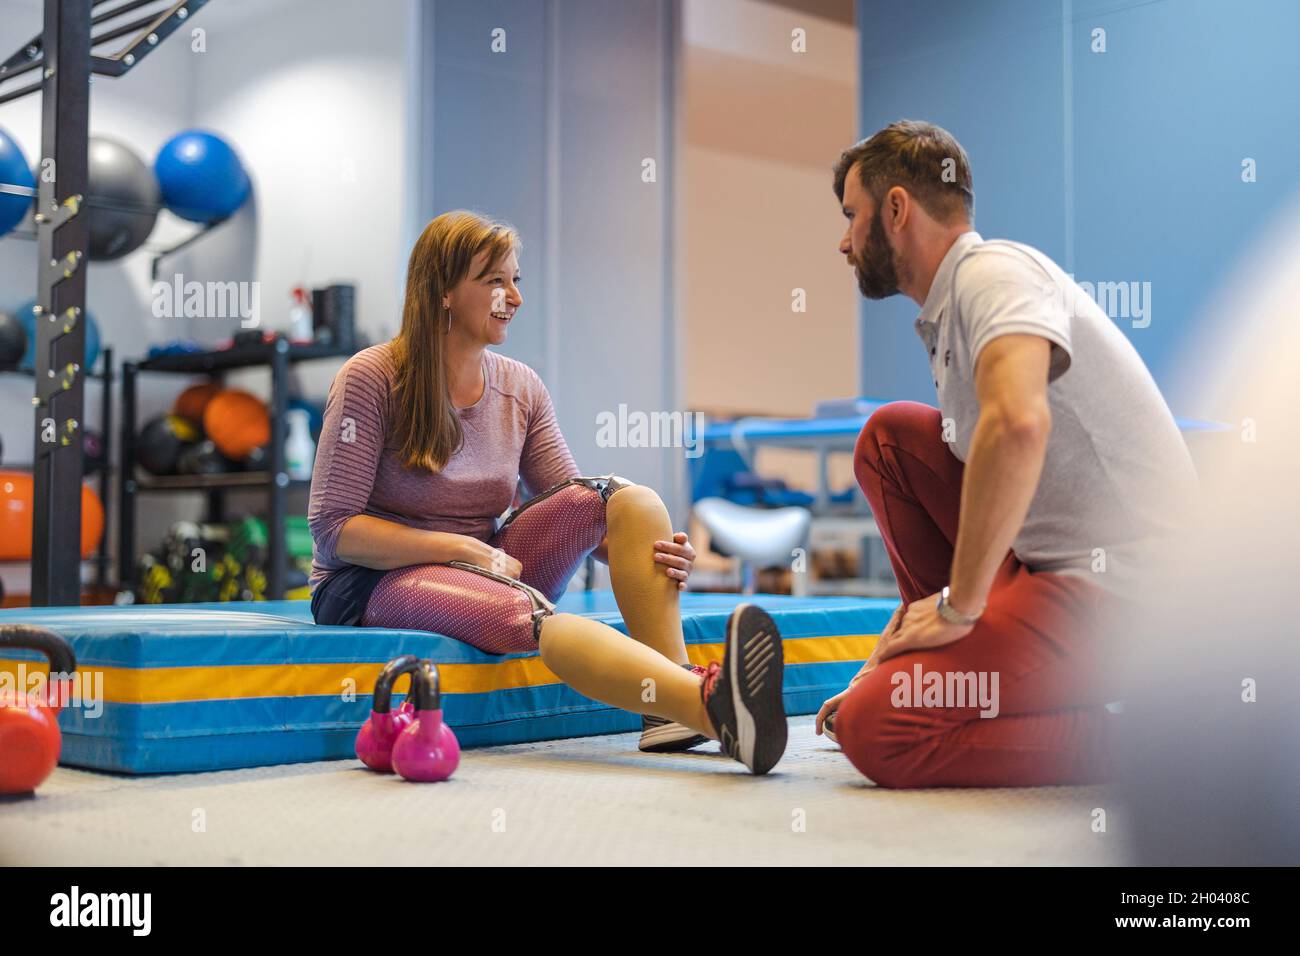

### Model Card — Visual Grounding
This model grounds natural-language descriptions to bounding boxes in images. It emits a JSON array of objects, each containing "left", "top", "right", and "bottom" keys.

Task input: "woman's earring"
[{"left": 445, "top": 307, "right": 451, "bottom": 333}]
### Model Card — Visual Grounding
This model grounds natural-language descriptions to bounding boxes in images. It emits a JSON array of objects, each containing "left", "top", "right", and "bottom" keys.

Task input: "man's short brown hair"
[{"left": 833, "top": 120, "right": 975, "bottom": 225}]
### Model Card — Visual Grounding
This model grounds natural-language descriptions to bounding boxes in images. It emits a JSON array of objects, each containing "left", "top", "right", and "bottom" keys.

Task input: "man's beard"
[{"left": 854, "top": 207, "right": 901, "bottom": 300}]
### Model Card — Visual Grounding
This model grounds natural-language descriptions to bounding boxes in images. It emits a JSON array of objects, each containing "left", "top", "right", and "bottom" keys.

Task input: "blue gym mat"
[{"left": 0, "top": 592, "right": 894, "bottom": 774}]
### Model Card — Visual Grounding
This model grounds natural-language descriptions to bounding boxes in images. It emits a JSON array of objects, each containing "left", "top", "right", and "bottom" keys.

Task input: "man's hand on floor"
[{"left": 814, "top": 601, "right": 906, "bottom": 735}]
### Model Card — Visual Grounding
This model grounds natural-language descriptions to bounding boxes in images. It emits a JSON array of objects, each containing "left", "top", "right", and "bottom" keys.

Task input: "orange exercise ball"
[
  {"left": 0, "top": 471, "right": 104, "bottom": 560},
  {"left": 203, "top": 388, "right": 270, "bottom": 460}
]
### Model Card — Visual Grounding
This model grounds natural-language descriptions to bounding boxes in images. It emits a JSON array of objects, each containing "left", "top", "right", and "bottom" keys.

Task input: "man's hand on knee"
[{"left": 876, "top": 590, "right": 974, "bottom": 662}]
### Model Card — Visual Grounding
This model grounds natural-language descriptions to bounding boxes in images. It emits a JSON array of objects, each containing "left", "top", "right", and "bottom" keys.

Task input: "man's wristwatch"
[{"left": 936, "top": 585, "right": 984, "bottom": 626}]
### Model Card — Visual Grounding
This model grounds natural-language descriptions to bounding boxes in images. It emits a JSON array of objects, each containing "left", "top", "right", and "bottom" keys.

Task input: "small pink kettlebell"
[
  {"left": 391, "top": 660, "right": 460, "bottom": 782},
  {"left": 355, "top": 655, "right": 421, "bottom": 773}
]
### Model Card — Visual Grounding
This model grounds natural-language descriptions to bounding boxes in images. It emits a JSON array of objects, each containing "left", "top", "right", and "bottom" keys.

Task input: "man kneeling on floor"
[{"left": 817, "top": 120, "right": 1198, "bottom": 787}]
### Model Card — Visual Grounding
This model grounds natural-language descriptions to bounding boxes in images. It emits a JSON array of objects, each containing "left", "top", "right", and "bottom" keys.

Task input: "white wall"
[
  {"left": 184, "top": 0, "right": 414, "bottom": 576},
  {"left": 185, "top": 0, "right": 410, "bottom": 405},
  {"left": 418, "top": 0, "right": 684, "bottom": 521}
]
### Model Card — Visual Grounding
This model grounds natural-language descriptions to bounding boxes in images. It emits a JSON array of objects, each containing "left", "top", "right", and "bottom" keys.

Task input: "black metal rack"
[
  {"left": 1, "top": 0, "right": 213, "bottom": 606},
  {"left": 117, "top": 334, "right": 352, "bottom": 600},
  {"left": 0, "top": 346, "right": 114, "bottom": 596}
]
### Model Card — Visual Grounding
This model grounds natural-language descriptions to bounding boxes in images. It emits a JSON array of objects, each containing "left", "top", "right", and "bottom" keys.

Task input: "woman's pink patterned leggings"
[{"left": 360, "top": 476, "right": 630, "bottom": 653}]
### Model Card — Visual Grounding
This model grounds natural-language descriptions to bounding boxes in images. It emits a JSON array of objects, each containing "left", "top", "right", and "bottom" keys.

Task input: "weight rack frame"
[{"left": 0, "top": 0, "right": 211, "bottom": 605}]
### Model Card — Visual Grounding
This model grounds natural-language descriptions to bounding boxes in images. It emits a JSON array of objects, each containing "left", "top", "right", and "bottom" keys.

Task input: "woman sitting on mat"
[{"left": 307, "top": 210, "right": 787, "bottom": 774}]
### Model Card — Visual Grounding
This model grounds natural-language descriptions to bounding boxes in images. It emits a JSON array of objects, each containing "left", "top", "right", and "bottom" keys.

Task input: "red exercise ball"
[{"left": 173, "top": 381, "right": 223, "bottom": 426}]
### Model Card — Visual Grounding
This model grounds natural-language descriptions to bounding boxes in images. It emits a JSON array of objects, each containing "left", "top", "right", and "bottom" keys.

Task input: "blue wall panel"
[
  {"left": 1069, "top": 0, "right": 1300, "bottom": 416},
  {"left": 857, "top": 0, "right": 1300, "bottom": 418},
  {"left": 857, "top": 0, "right": 1067, "bottom": 401},
  {"left": 417, "top": 0, "right": 684, "bottom": 518}
]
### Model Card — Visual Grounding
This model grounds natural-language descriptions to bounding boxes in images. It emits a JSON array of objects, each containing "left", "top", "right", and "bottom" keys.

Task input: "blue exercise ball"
[
  {"left": 0, "top": 126, "right": 35, "bottom": 237},
  {"left": 154, "top": 130, "right": 250, "bottom": 223},
  {"left": 16, "top": 300, "right": 101, "bottom": 373}
]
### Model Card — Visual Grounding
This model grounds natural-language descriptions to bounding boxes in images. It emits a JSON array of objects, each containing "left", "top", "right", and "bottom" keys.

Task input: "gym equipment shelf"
[
  {"left": 1, "top": 0, "right": 214, "bottom": 606},
  {"left": 132, "top": 472, "right": 312, "bottom": 491},
  {"left": 118, "top": 333, "right": 354, "bottom": 601},
  {"left": 138, "top": 338, "right": 353, "bottom": 373}
]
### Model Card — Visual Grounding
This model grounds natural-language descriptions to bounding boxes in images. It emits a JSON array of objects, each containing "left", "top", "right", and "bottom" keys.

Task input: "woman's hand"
[
  {"left": 653, "top": 532, "right": 696, "bottom": 591},
  {"left": 457, "top": 536, "right": 523, "bottom": 580}
]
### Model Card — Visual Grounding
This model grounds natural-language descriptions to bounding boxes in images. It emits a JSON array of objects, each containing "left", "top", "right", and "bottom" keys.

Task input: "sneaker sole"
[
  {"left": 638, "top": 722, "right": 710, "bottom": 753},
  {"left": 727, "top": 604, "right": 787, "bottom": 775}
]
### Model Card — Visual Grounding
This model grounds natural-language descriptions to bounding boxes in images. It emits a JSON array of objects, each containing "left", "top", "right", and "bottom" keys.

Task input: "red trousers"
[{"left": 836, "top": 402, "right": 1118, "bottom": 788}]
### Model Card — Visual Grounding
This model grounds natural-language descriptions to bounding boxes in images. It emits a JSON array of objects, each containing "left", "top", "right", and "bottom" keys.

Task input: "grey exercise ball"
[{"left": 85, "top": 135, "right": 160, "bottom": 261}]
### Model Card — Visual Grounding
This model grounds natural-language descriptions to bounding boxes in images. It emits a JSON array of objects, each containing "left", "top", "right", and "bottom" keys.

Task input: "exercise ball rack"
[{"left": 0, "top": 0, "right": 211, "bottom": 605}]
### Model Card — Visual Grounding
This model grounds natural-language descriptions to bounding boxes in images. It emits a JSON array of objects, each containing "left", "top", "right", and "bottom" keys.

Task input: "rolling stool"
[{"left": 693, "top": 496, "right": 813, "bottom": 595}]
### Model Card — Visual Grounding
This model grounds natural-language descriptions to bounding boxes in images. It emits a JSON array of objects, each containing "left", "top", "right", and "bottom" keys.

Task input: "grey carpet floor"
[{"left": 0, "top": 717, "right": 1128, "bottom": 866}]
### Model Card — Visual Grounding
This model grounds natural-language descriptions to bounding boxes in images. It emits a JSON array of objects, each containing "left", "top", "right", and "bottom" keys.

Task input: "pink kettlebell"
[
  {"left": 391, "top": 660, "right": 460, "bottom": 782},
  {"left": 355, "top": 655, "right": 422, "bottom": 773}
]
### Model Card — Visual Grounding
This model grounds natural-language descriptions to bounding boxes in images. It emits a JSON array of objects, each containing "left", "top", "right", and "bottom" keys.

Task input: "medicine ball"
[
  {"left": 154, "top": 129, "right": 250, "bottom": 224},
  {"left": 82, "top": 429, "right": 107, "bottom": 475},
  {"left": 176, "top": 439, "right": 234, "bottom": 476},
  {"left": 137, "top": 414, "right": 199, "bottom": 476},
  {"left": 0, "top": 126, "right": 35, "bottom": 236},
  {"left": 0, "top": 310, "right": 26, "bottom": 369},
  {"left": 14, "top": 300, "right": 101, "bottom": 373},
  {"left": 85, "top": 135, "right": 161, "bottom": 261},
  {"left": 243, "top": 443, "right": 269, "bottom": 471},
  {"left": 173, "top": 381, "right": 223, "bottom": 424}
]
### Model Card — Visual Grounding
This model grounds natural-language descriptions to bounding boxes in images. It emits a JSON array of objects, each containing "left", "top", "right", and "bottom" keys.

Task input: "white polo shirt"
[{"left": 914, "top": 231, "right": 1199, "bottom": 602}]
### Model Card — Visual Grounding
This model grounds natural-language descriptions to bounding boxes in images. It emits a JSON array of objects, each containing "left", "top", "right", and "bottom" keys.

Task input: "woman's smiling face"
[{"left": 444, "top": 248, "right": 522, "bottom": 345}]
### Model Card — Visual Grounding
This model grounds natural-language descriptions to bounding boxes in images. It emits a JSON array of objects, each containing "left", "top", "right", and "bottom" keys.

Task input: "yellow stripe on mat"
[{"left": 0, "top": 633, "right": 878, "bottom": 704}]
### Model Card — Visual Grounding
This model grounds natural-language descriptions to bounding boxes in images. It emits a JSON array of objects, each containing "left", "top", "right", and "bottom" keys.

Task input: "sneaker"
[
  {"left": 701, "top": 604, "right": 787, "bottom": 775},
  {"left": 639, "top": 664, "right": 710, "bottom": 753},
  {"left": 823, "top": 710, "right": 839, "bottom": 745}
]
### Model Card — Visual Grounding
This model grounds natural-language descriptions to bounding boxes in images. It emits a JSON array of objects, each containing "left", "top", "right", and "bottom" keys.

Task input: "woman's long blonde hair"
[{"left": 390, "top": 211, "right": 519, "bottom": 472}]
